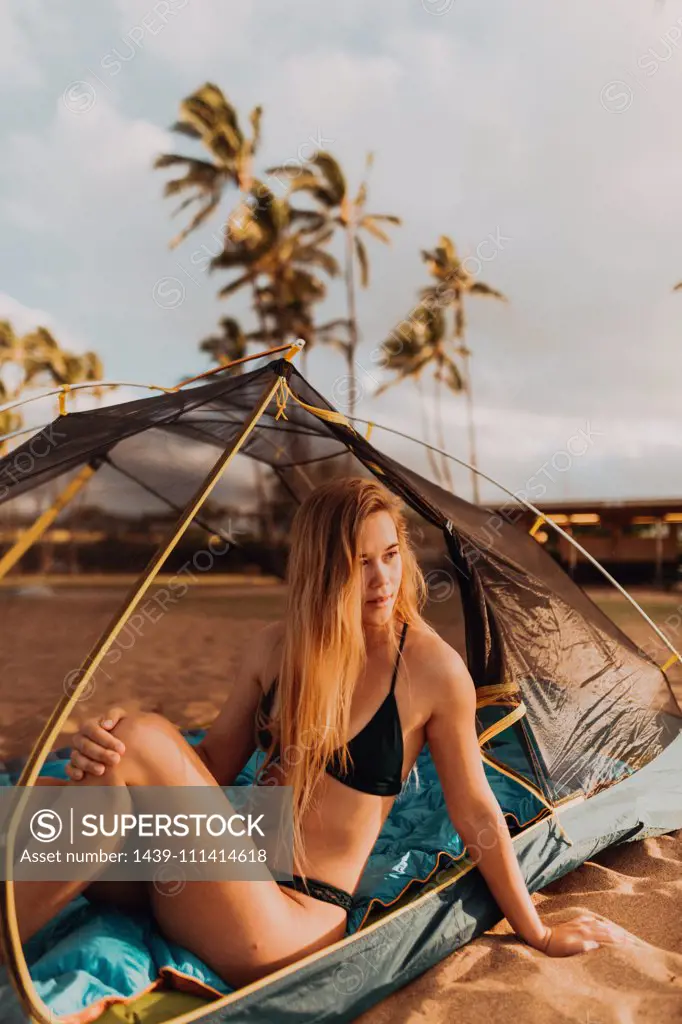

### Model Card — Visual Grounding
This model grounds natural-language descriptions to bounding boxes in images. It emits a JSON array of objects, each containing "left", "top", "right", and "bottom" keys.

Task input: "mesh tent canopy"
[{"left": 0, "top": 345, "right": 680, "bottom": 1024}]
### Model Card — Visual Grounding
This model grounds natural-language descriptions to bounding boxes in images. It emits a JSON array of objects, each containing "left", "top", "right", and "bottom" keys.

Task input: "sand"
[
  {"left": 359, "top": 830, "right": 682, "bottom": 1024},
  {"left": 0, "top": 583, "right": 681, "bottom": 1022},
  {"left": 0, "top": 585, "right": 289, "bottom": 760}
]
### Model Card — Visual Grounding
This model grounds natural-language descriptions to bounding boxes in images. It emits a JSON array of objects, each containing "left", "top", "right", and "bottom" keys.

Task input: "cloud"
[
  {"left": 279, "top": 51, "right": 403, "bottom": 128},
  {"left": 0, "top": 292, "right": 153, "bottom": 433},
  {"left": 0, "top": 4, "right": 43, "bottom": 87},
  {"left": 363, "top": 392, "right": 682, "bottom": 504},
  {"left": 0, "top": 292, "right": 87, "bottom": 349},
  {"left": 0, "top": 93, "right": 183, "bottom": 358},
  {"left": 2, "top": 94, "right": 170, "bottom": 233},
  {"left": 111, "top": 0, "right": 253, "bottom": 69}
]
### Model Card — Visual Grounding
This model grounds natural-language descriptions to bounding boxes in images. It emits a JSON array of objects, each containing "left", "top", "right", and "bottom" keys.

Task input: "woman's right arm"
[{"left": 194, "top": 629, "right": 271, "bottom": 785}]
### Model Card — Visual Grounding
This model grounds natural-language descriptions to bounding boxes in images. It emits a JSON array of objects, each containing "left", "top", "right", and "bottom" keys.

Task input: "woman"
[{"left": 16, "top": 477, "right": 627, "bottom": 986}]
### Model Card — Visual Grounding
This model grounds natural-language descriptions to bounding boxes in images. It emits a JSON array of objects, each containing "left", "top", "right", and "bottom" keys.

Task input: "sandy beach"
[
  {"left": 0, "top": 582, "right": 680, "bottom": 1022},
  {"left": 359, "top": 830, "right": 682, "bottom": 1024}
]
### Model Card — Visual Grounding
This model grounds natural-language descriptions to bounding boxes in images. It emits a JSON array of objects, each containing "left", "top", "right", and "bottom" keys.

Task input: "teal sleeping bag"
[{"left": 0, "top": 727, "right": 548, "bottom": 1022}]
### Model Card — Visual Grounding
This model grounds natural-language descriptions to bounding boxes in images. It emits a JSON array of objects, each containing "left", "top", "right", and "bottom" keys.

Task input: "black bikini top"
[{"left": 256, "top": 621, "right": 408, "bottom": 797}]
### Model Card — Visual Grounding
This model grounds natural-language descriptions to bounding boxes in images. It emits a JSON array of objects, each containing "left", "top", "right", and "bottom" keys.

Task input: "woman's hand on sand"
[
  {"left": 65, "top": 708, "right": 128, "bottom": 781},
  {"left": 534, "top": 913, "right": 633, "bottom": 956}
]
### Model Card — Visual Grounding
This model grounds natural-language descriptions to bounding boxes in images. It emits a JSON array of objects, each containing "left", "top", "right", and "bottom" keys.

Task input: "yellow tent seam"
[{"left": 58, "top": 383, "right": 71, "bottom": 416}]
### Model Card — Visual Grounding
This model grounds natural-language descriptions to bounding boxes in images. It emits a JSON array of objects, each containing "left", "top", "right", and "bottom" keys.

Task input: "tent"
[{"left": 0, "top": 341, "right": 681, "bottom": 1024}]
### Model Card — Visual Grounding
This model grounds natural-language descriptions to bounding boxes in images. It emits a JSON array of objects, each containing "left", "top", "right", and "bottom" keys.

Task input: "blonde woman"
[{"left": 12, "top": 478, "right": 627, "bottom": 985}]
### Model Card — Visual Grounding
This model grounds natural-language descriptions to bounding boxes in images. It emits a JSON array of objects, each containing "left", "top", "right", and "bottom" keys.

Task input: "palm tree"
[
  {"left": 375, "top": 304, "right": 460, "bottom": 488},
  {"left": 210, "top": 183, "right": 340, "bottom": 375},
  {"left": 154, "top": 82, "right": 262, "bottom": 249},
  {"left": 20, "top": 327, "right": 105, "bottom": 392},
  {"left": 420, "top": 235, "right": 506, "bottom": 503},
  {"left": 0, "top": 322, "right": 23, "bottom": 441},
  {"left": 0, "top": 322, "right": 106, "bottom": 451},
  {"left": 251, "top": 269, "right": 324, "bottom": 359},
  {"left": 0, "top": 322, "right": 107, "bottom": 571},
  {"left": 267, "top": 151, "right": 401, "bottom": 419},
  {"left": 200, "top": 316, "right": 255, "bottom": 369},
  {"left": 155, "top": 92, "right": 347, "bottom": 379}
]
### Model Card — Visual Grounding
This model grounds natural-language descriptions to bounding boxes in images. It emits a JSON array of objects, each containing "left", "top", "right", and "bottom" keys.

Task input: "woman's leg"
[
  {"left": 33, "top": 778, "right": 150, "bottom": 913},
  {"left": 8, "top": 714, "right": 348, "bottom": 988}
]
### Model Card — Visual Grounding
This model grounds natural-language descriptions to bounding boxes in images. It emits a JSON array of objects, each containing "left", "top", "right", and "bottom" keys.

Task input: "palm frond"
[
  {"left": 288, "top": 180, "right": 340, "bottom": 207},
  {"left": 374, "top": 348, "right": 435, "bottom": 397},
  {"left": 360, "top": 217, "right": 391, "bottom": 244},
  {"left": 295, "top": 223, "right": 335, "bottom": 249},
  {"left": 153, "top": 154, "right": 219, "bottom": 175},
  {"left": 309, "top": 151, "right": 347, "bottom": 205},
  {"left": 354, "top": 235, "right": 370, "bottom": 288},
  {"left": 440, "top": 355, "right": 465, "bottom": 393},
  {"left": 216, "top": 272, "right": 254, "bottom": 299},
  {"left": 168, "top": 121, "right": 202, "bottom": 140},
  {"left": 353, "top": 151, "right": 374, "bottom": 207},
  {"left": 438, "top": 235, "right": 458, "bottom": 262},
  {"left": 169, "top": 195, "right": 221, "bottom": 249},
  {"left": 317, "top": 317, "right": 352, "bottom": 334},
  {"left": 289, "top": 209, "right": 327, "bottom": 232},
  {"left": 468, "top": 282, "right": 506, "bottom": 300},
  {"left": 249, "top": 105, "right": 263, "bottom": 152},
  {"left": 320, "top": 336, "right": 352, "bottom": 358},
  {"left": 294, "top": 246, "right": 340, "bottom": 277},
  {"left": 455, "top": 303, "right": 465, "bottom": 338}
]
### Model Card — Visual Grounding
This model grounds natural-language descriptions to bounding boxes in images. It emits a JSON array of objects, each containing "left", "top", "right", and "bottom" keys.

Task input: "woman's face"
[{"left": 357, "top": 510, "right": 403, "bottom": 625}]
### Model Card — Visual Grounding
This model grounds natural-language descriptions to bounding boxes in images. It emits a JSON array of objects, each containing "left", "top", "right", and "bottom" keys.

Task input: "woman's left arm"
[{"left": 425, "top": 644, "right": 628, "bottom": 956}]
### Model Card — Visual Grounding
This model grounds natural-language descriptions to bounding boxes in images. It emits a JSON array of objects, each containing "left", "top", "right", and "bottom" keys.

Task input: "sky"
[{"left": 1, "top": 0, "right": 682, "bottom": 504}]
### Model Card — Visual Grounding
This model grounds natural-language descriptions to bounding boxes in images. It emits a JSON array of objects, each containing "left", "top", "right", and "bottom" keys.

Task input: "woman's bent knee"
[
  {"left": 110, "top": 712, "right": 210, "bottom": 785},
  {"left": 112, "top": 713, "right": 183, "bottom": 765},
  {"left": 111, "top": 711, "right": 176, "bottom": 746}
]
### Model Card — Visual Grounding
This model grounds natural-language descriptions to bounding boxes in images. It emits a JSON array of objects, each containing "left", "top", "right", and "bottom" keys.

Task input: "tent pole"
[
  {"left": 347, "top": 415, "right": 682, "bottom": 670},
  {"left": 174, "top": 341, "right": 299, "bottom": 389},
  {"left": 0, "top": 423, "right": 51, "bottom": 450},
  {"left": 0, "top": 341, "right": 303, "bottom": 423},
  {"left": 0, "top": 380, "right": 175, "bottom": 420},
  {"left": 0, "top": 341, "right": 303, "bottom": 1024},
  {"left": 0, "top": 461, "right": 99, "bottom": 583}
]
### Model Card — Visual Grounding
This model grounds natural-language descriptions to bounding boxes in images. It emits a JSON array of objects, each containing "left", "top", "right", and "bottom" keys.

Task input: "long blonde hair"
[{"left": 256, "top": 475, "right": 437, "bottom": 873}]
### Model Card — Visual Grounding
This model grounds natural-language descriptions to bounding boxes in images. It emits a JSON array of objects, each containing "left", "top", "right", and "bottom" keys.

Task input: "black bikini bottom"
[{"left": 278, "top": 874, "right": 353, "bottom": 914}]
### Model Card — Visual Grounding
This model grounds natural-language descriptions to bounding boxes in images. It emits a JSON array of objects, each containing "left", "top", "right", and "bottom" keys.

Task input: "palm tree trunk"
[
  {"left": 452, "top": 291, "right": 479, "bottom": 504},
  {"left": 251, "top": 461, "right": 272, "bottom": 542},
  {"left": 416, "top": 378, "right": 443, "bottom": 483},
  {"left": 433, "top": 371, "right": 455, "bottom": 492},
  {"left": 461, "top": 347, "right": 480, "bottom": 504},
  {"left": 344, "top": 224, "right": 360, "bottom": 421},
  {"left": 252, "top": 276, "right": 270, "bottom": 345},
  {"left": 246, "top": 280, "right": 275, "bottom": 538}
]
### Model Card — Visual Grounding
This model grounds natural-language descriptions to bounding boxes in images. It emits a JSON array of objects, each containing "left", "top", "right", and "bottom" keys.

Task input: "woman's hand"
[
  {"left": 529, "top": 913, "right": 633, "bottom": 956},
  {"left": 65, "top": 707, "right": 128, "bottom": 781}
]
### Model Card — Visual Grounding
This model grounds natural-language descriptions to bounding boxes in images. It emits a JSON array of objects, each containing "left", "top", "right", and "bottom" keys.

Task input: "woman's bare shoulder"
[
  {"left": 406, "top": 622, "right": 452, "bottom": 657},
  {"left": 407, "top": 624, "right": 468, "bottom": 691},
  {"left": 255, "top": 619, "right": 286, "bottom": 645}
]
